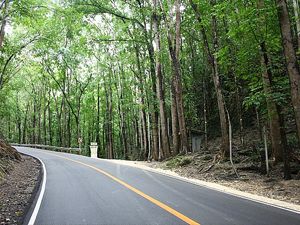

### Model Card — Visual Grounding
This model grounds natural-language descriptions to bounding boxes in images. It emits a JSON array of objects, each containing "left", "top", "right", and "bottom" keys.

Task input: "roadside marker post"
[
  {"left": 78, "top": 137, "right": 83, "bottom": 155},
  {"left": 90, "top": 142, "right": 98, "bottom": 158}
]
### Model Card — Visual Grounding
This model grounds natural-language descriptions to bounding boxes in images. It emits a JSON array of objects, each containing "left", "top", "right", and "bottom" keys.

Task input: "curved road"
[{"left": 17, "top": 147, "right": 300, "bottom": 225}]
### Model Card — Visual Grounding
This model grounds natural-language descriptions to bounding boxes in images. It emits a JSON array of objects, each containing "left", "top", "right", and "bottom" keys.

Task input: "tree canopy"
[{"left": 1, "top": 0, "right": 300, "bottom": 178}]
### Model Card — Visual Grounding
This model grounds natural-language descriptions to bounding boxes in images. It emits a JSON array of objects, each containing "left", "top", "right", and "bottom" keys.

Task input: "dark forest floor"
[{"left": 0, "top": 155, "right": 40, "bottom": 225}]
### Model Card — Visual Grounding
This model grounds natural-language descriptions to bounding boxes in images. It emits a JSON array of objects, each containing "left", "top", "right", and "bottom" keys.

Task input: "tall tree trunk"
[
  {"left": 211, "top": 1, "right": 229, "bottom": 157},
  {"left": 162, "top": 0, "right": 188, "bottom": 154},
  {"left": 171, "top": 82, "right": 179, "bottom": 155},
  {"left": 279, "top": 107, "right": 291, "bottom": 179},
  {"left": 32, "top": 100, "right": 37, "bottom": 144},
  {"left": 15, "top": 95, "right": 22, "bottom": 143},
  {"left": 55, "top": 96, "right": 63, "bottom": 147},
  {"left": 139, "top": 4, "right": 160, "bottom": 160},
  {"left": 203, "top": 77, "right": 208, "bottom": 149},
  {"left": 105, "top": 72, "right": 114, "bottom": 159},
  {"left": 37, "top": 98, "right": 41, "bottom": 144},
  {"left": 96, "top": 83, "right": 101, "bottom": 147},
  {"left": 153, "top": 0, "right": 171, "bottom": 159},
  {"left": 134, "top": 44, "right": 149, "bottom": 160},
  {"left": 276, "top": 0, "right": 300, "bottom": 145},
  {"left": 147, "top": 43, "right": 159, "bottom": 161},
  {"left": 292, "top": 0, "right": 300, "bottom": 49},
  {"left": 63, "top": 101, "right": 67, "bottom": 147},
  {"left": 67, "top": 109, "right": 71, "bottom": 147},
  {"left": 222, "top": 17, "right": 244, "bottom": 146},
  {"left": 16, "top": 110, "right": 21, "bottom": 144},
  {"left": 116, "top": 69, "right": 129, "bottom": 160},
  {"left": 0, "top": 0, "right": 9, "bottom": 48},
  {"left": 43, "top": 98, "right": 48, "bottom": 145},
  {"left": 7, "top": 114, "right": 10, "bottom": 140},
  {"left": 165, "top": 0, "right": 189, "bottom": 154},
  {"left": 190, "top": 0, "right": 229, "bottom": 156},
  {"left": 142, "top": 110, "right": 148, "bottom": 159},
  {"left": 22, "top": 103, "right": 29, "bottom": 144},
  {"left": 76, "top": 102, "right": 80, "bottom": 145},
  {"left": 48, "top": 91, "right": 52, "bottom": 146},
  {"left": 260, "top": 41, "right": 284, "bottom": 162}
]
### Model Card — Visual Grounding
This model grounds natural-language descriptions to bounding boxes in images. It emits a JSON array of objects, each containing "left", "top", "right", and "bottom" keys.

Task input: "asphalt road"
[{"left": 17, "top": 147, "right": 300, "bottom": 225}]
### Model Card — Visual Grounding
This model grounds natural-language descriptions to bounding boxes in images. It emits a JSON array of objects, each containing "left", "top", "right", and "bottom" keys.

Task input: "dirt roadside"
[{"left": 0, "top": 154, "right": 41, "bottom": 225}]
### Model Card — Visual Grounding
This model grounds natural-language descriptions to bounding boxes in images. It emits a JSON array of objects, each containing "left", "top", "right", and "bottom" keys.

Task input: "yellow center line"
[{"left": 47, "top": 152, "right": 200, "bottom": 225}]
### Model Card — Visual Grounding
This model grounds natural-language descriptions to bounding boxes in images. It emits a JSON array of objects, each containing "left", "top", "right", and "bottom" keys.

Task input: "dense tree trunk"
[
  {"left": 210, "top": 0, "right": 229, "bottom": 157},
  {"left": 96, "top": 83, "right": 101, "bottom": 147},
  {"left": 105, "top": 71, "right": 114, "bottom": 159},
  {"left": 147, "top": 43, "right": 159, "bottom": 161},
  {"left": 165, "top": 0, "right": 189, "bottom": 154},
  {"left": 171, "top": 82, "right": 179, "bottom": 155},
  {"left": 32, "top": 100, "right": 37, "bottom": 144},
  {"left": 292, "top": 0, "right": 300, "bottom": 49},
  {"left": 203, "top": 77, "right": 208, "bottom": 149},
  {"left": 67, "top": 108, "right": 71, "bottom": 147},
  {"left": 260, "top": 41, "right": 285, "bottom": 162},
  {"left": 222, "top": 17, "right": 244, "bottom": 146},
  {"left": 15, "top": 95, "right": 21, "bottom": 143},
  {"left": 116, "top": 68, "right": 129, "bottom": 159},
  {"left": 7, "top": 114, "right": 10, "bottom": 140},
  {"left": 48, "top": 91, "right": 52, "bottom": 146},
  {"left": 153, "top": 0, "right": 171, "bottom": 159},
  {"left": 276, "top": 0, "right": 300, "bottom": 145},
  {"left": 134, "top": 44, "right": 149, "bottom": 160},
  {"left": 190, "top": 0, "right": 229, "bottom": 156},
  {"left": 138, "top": 1, "right": 160, "bottom": 161},
  {"left": 55, "top": 95, "right": 63, "bottom": 146},
  {"left": 43, "top": 96, "right": 48, "bottom": 145},
  {"left": 22, "top": 102, "right": 30, "bottom": 144},
  {"left": 37, "top": 98, "right": 41, "bottom": 144},
  {"left": 279, "top": 108, "right": 291, "bottom": 179},
  {"left": 0, "top": 0, "right": 9, "bottom": 48}
]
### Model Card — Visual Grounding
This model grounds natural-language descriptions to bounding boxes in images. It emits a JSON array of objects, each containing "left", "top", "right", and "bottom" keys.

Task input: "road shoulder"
[
  {"left": 104, "top": 158, "right": 300, "bottom": 213},
  {"left": 0, "top": 154, "right": 42, "bottom": 225}
]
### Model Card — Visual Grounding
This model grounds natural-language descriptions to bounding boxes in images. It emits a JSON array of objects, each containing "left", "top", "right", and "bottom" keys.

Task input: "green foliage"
[{"left": 0, "top": 0, "right": 297, "bottom": 160}]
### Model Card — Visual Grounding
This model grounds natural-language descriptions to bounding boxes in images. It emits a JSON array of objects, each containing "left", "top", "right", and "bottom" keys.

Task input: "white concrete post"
[{"left": 90, "top": 142, "right": 98, "bottom": 158}]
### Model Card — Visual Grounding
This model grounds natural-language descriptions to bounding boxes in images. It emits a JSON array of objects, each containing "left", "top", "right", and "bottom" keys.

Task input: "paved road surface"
[{"left": 17, "top": 147, "right": 300, "bottom": 225}]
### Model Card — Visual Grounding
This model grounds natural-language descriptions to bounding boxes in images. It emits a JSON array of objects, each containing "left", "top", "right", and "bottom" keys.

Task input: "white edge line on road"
[
  {"left": 28, "top": 156, "right": 47, "bottom": 225},
  {"left": 104, "top": 159, "right": 300, "bottom": 215}
]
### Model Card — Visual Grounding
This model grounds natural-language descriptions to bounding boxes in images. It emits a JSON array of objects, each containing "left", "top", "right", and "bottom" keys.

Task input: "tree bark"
[
  {"left": 105, "top": 71, "right": 114, "bottom": 159},
  {"left": 138, "top": 0, "right": 160, "bottom": 161},
  {"left": 153, "top": 0, "right": 171, "bottom": 159},
  {"left": 276, "top": 0, "right": 300, "bottom": 145},
  {"left": 147, "top": 42, "right": 159, "bottom": 161},
  {"left": 134, "top": 44, "right": 149, "bottom": 160},
  {"left": 260, "top": 41, "right": 284, "bottom": 162},
  {"left": 22, "top": 103, "right": 29, "bottom": 144},
  {"left": 96, "top": 83, "right": 101, "bottom": 150},
  {"left": 32, "top": 100, "right": 37, "bottom": 144},
  {"left": 165, "top": 0, "right": 189, "bottom": 154},
  {"left": 211, "top": 0, "right": 229, "bottom": 157},
  {"left": 190, "top": 0, "right": 229, "bottom": 156},
  {"left": 171, "top": 81, "right": 179, "bottom": 155},
  {"left": 48, "top": 90, "right": 52, "bottom": 146},
  {"left": 0, "top": 0, "right": 9, "bottom": 48},
  {"left": 292, "top": 0, "right": 300, "bottom": 50},
  {"left": 43, "top": 94, "right": 48, "bottom": 145}
]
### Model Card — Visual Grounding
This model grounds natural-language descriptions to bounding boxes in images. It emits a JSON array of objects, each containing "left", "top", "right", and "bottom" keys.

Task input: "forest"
[{"left": 0, "top": 0, "right": 300, "bottom": 180}]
